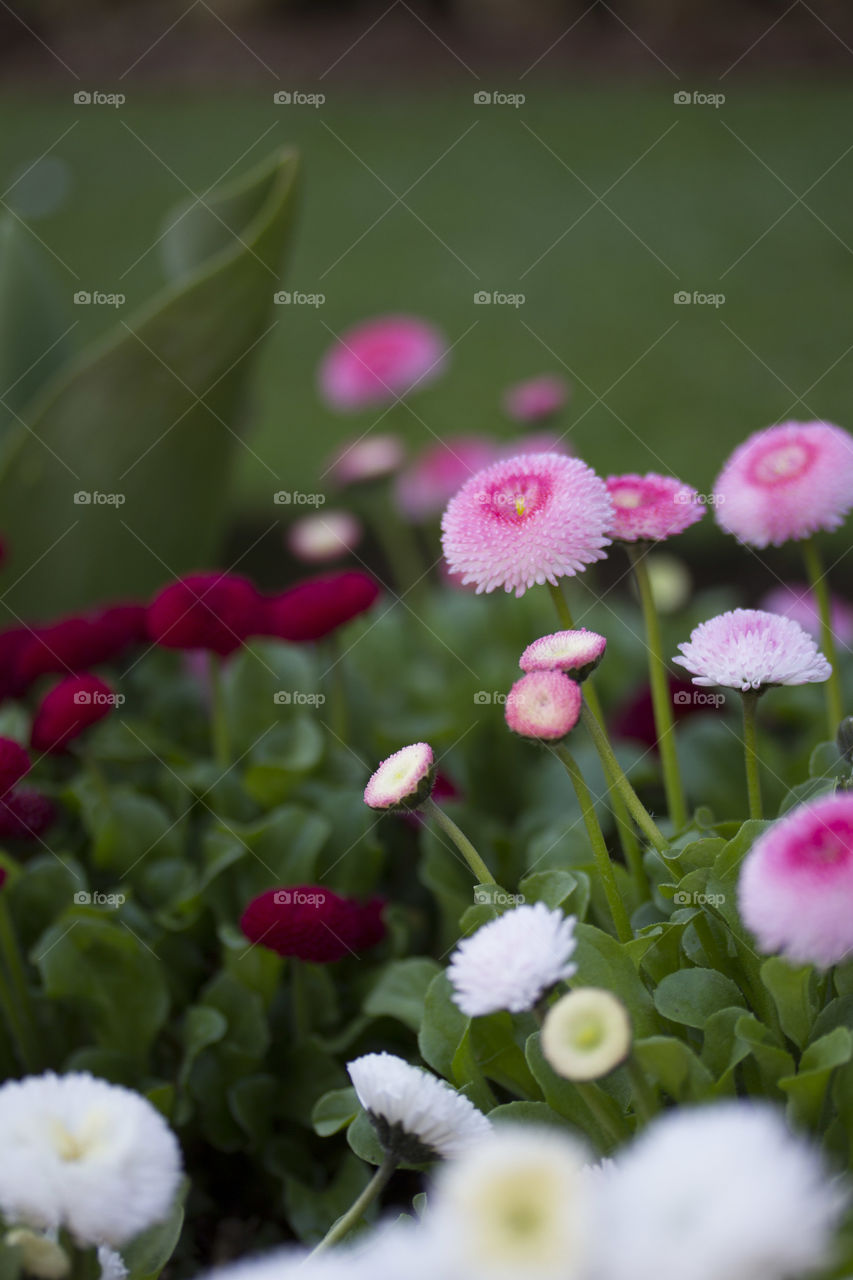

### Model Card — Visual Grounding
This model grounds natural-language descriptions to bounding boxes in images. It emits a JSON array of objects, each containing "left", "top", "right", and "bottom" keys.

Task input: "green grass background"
[{"left": 3, "top": 82, "right": 853, "bottom": 527}]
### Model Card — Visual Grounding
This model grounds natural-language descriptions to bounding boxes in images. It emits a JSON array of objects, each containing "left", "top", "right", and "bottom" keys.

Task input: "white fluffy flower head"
[
  {"left": 591, "top": 1102, "right": 846, "bottom": 1280},
  {"left": 541, "top": 988, "right": 631, "bottom": 1081},
  {"left": 0, "top": 1072, "right": 182, "bottom": 1247},
  {"left": 673, "top": 608, "right": 831, "bottom": 691},
  {"left": 347, "top": 1052, "right": 491, "bottom": 1161},
  {"left": 448, "top": 903, "right": 578, "bottom": 1017}
]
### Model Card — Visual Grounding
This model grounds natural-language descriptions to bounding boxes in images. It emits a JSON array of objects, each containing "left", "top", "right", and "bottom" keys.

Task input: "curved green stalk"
[
  {"left": 802, "top": 537, "right": 843, "bottom": 736},
  {"left": 310, "top": 1153, "right": 398, "bottom": 1255},
  {"left": 580, "top": 701, "right": 668, "bottom": 854},
  {"left": 423, "top": 797, "right": 496, "bottom": 885},
  {"left": 741, "top": 691, "right": 763, "bottom": 820}
]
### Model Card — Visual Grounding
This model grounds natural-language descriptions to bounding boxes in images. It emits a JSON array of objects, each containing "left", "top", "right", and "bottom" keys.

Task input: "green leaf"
[
  {"left": 519, "top": 869, "right": 591, "bottom": 919},
  {"left": 633, "top": 1035, "right": 713, "bottom": 1101},
  {"left": 779, "top": 1026, "right": 853, "bottom": 1127},
  {"left": 120, "top": 1183, "right": 186, "bottom": 1280},
  {"left": 572, "top": 923, "right": 657, "bottom": 1036},
  {"left": 525, "top": 1032, "right": 609, "bottom": 1139},
  {"left": 760, "top": 957, "right": 816, "bottom": 1050},
  {"left": 178, "top": 1005, "right": 228, "bottom": 1093},
  {"left": 733, "top": 1015, "right": 796, "bottom": 1095},
  {"left": 222, "top": 641, "right": 319, "bottom": 760},
  {"left": 284, "top": 1152, "right": 372, "bottom": 1245},
  {"left": 364, "top": 958, "right": 442, "bottom": 1033},
  {"left": 653, "top": 967, "right": 745, "bottom": 1030},
  {"left": 311, "top": 1086, "right": 359, "bottom": 1138},
  {"left": 487, "top": 1100, "right": 582, "bottom": 1131},
  {"left": 469, "top": 1011, "right": 539, "bottom": 1098},
  {"left": 228, "top": 1073, "right": 278, "bottom": 1145},
  {"left": 0, "top": 149, "right": 299, "bottom": 615},
  {"left": 418, "top": 972, "right": 468, "bottom": 1078}
]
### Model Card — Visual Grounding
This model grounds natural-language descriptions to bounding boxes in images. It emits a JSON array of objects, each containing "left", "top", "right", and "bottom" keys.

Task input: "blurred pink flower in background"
[
  {"left": 606, "top": 473, "right": 704, "bottom": 543},
  {"left": 318, "top": 315, "right": 448, "bottom": 412},
  {"left": 760, "top": 583, "right": 853, "bottom": 647},
  {"left": 326, "top": 433, "right": 405, "bottom": 488},
  {"left": 503, "top": 430, "right": 572, "bottom": 457},
  {"left": 395, "top": 436, "right": 499, "bottom": 521},
  {"left": 287, "top": 510, "right": 363, "bottom": 563},
  {"left": 502, "top": 374, "right": 569, "bottom": 424}
]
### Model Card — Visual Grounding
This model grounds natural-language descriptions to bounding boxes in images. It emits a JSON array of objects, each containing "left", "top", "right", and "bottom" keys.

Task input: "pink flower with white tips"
[
  {"left": 318, "top": 315, "right": 447, "bottom": 412},
  {"left": 674, "top": 609, "right": 831, "bottom": 692},
  {"left": 520, "top": 630, "right": 606, "bottom": 681},
  {"left": 738, "top": 792, "right": 853, "bottom": 967},
  {"left": 505, "top": 670, "right": 582, "bottom": 741},
  {"left": 441, "top": 452, "right": 612, "bottom": 597},
  {"left": 605, "top": 473, "right": 704, "bottom": 543},
  {"left": 714, "top": 420, "right": 853, "bottom": 547},
  {"left": 364, "top": 742, "right": 435, "bottom": 811}
]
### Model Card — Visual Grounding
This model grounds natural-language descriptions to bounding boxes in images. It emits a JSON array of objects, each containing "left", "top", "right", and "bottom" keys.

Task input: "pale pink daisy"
[
  {"left": 286, "top": 511, "right": 362, "bottom": 564},
  {"left": 505, "top": 670, "right": 582, "bottom": 740},
  {"left": 441, "top": 452, "right": 612, "bottom": 597},
  {"left": 760, "top": 583, "right": 853, "bottom": 648},
  {"left": 364, "top": 742, "right": 435, "bottom": 811},
  {"left": 714, "top": 420, "right": 853, "bottom": 548},
  {"left": 394, "top": 436, "right": 499, "bottom": 522},
  {"left": 739, "top": 792, "right": 853, "bottom": 968},
  {"left": 502, "top": 374, "right": 569, "bottom": 424},
  {"left": 520, "top": 630, "right": 606, "bottom": 681},
  {"left": 673, "top": 609, "right": 831, "bottom": 692},
  {"left": 326, "top": 434, "right": 404, "bottom": 488},
  {"left": 605, "top": 473, "right": 704, "bottom": 543},
  {"left": 318, "top": 315, "right": 447, "bottom": 412}
]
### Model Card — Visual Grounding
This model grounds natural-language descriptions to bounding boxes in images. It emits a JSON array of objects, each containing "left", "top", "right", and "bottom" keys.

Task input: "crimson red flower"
[
  {"left": 261, "top": 571, "right": 381, "bottom": 643},
  {"left": 5, "top": 603, "right": 148, "bottom": 689},
  {"left": 0, "top": 629, "right": 33, "bottom": 701},
  {"left": 30, "top": 674, "right": 116, "bottom": 755},
  {"left": 240, "top": 884, "right": 386, "bottom": 962},
  {"left": 0, "top": 738, "right": 30, "bottom": 796},
  {"left": 147, "top": 573, "right": 263, "bottom": 657},
  {"left": 0, "top": 788, "right": 57, "bottom": 839}
]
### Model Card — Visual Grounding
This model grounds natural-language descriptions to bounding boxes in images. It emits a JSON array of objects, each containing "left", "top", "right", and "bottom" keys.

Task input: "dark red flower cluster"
[
  {"left": 0, "top": 736, "right": 56, "bottom": 839},
  {"left": 260, "top": 572, "right": 381, "bottom": 644},
  {"left": 0, "top": 603, "right": 146, "bottom": 700},
  {"left": 30, "top": 674, "right": 116, "bottom": 755},
  {"left": 240, "top": 884, "right": 387, "bottom": 963}
]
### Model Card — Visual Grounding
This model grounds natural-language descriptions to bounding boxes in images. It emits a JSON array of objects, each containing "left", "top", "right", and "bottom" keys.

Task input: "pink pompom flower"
[
  {"left": 739, "top": 792, "right": 853, "bottom": 967},
  {"left": 286, "top": 511, "right": 363, "bottom": 564},
  {"left": 519, "top": 630, "right": 606, "bottom": 682},
  {"left": 505, "top": 670, "right": 582, "bottom": 741},
  {"left": 441, "top": 452, "right": 612, "bottom": 597},
  {"left": 674, "top": 608, "right": 831, "bottom": 692},
  {"left": 30, "top": 674, "right": 117, "bottom": 754},
  {"left": 760, "top": 583, "right": 853, "bottom": 648},
  {"left": 605, "top": 473, "right": 704, "bottom": 543},
  {"left": 502, "top": 374, "right": 569, "bottom": 424},
  {"left": 364, "top": 742, "right": 435, "bottom": 811},
  {"left": 395, "top": 436, "right": 499, "bottom": 522},
  {"left": 326, "top": 434, "right": 405, "bottom": 488},
  {"left": 714, "top": 420, "right": 853, "bottom": 548},
  {"left": 319, "top": 315, "right": 447, "bottom": 413}
]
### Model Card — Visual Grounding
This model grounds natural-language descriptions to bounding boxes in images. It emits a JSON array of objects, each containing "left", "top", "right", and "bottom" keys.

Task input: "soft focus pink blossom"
[
  {"left": 504, "top": 670, "right": 582, "bottom": 740},
  {"left": 318, "top": 315, "right": 447, "bottom": 412},
  {"left": 520, "top": 629, "right": 606, "bottom": 680},
  {"left": 674, "top": 608, "right": 831, "bottom": 691},
  {"left": 287, "top": 511, "right": 363, "bottom": 563},
  {"left": 714, "top": 420, "right": 853, "bottom": 547},
  {"left": 605, "top": 473, "right": 704, "bottom": 543},
  {"left": 326, "top": 434, "right": 405, "bottom": 487},
  {"left": 739, "top": 792, "right": 853, "bottom": 967},
  {"left": 395, "top": 436, "right": 499, "bottom": 521},
  {"left": 760, "top": 583, "right": 853, "bottom": 648},
  {"left": 502, "top": 375, "right": 569, "bottom": 424},
  {"left": 441, "top": 452, "right": 612, "bottom": 597}
]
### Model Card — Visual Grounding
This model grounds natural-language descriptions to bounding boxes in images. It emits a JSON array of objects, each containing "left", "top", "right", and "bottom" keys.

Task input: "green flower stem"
[
  {"left": 0, "top": 965, "right": 35, "bottom": 1071},
  {"left": 802, "top": 536, "right": 843, "bottom": 736},
  {"left": 290, "top": 958, "right": 310, "bottom": 1040},
  {"left": 207, "top": 653, "right": 230, "bottom": 768},
  {"left": 554, "top": 744, "right": 632, "bottom": 943},
  {"left": 692, "top": 911, "right": 732, "bottom": 978},
  {"left": 324, "top": 635, "right": 348, "bottom": 743},
  {"left": 626, "top": 1054, "right": 659, "bottom": 1122},
  {"left": 626, "top": 545, "right": 688, "bottom": 831},
  {"left": 580, "top": 701, "right": 668, "bottom": 855},
  {"left": 574, "top": 1081, "right": 630, "bottom": 1150},
  {"left": 546, "top": 582, "right": 648, "bottom": 894},
  {"left": 0, "top": 898, "right": 39, "bottom": 1068},
  {"left": 423, "top": 797, "right": 497, "bottom": 885},
  {"left": 310, "top": 1151, "right": 398, "bottom": 1255},
  {"left": 741, "top": 691, "right": 763, "bottom": 821}
]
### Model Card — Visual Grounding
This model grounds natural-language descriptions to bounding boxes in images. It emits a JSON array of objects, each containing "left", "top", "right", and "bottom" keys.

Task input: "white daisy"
[
  {"left": 541, "top": 988, "right": 631, "bottom": 1081},
  {"left": 448, "top": 903, "right": 577, "bottom": 1017},
  {"left": 0, "top": 1072, "right": 182, "bottom": 1247},
  {"left": 590, "top": 1102, "right": 846, "bottom": 1280},
  {"left": 347, "top": 1053, "right": 491, "bottom": 1162},
  {"left": 363, "top": 743, "right": 435, "bottom": 811}
]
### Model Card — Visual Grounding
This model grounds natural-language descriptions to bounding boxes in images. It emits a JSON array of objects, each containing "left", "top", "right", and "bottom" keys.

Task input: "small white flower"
[
  {"left": 430, "top": 1124, "right": 591, "bottom": 1280},
  {"left": 363, "top": 743, "right": 435, "bottom": 811},
  {"left": 591, "top": 1102, "right": 846, "bottom": 1280},
  {"left": 448, "top": 903, "right": 577, "bottom": 1017},
  {"left": 541, "top": 988, "right": 631, "bottom": 1081},
  {"left": 673, "top": 608, "right": 831, "bottom": 692},
  {"left": 347, "top": 1052, "right": 491, "bottom": 1161},
  {"left": 0, "top": 1072, "right": 182, "bottom": 1247}
]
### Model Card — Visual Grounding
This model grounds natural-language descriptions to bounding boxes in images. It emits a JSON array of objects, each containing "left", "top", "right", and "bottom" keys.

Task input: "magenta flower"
[
  {"left": 504, "top": 670, "right": 582, "bottom": 741},
  {"left": 326, "top": 434, "right": 405, "bottom": 488},
  {"left": 519, "top": 629, "right": 606, "bottom": 681},
  {"left": 30, "top": 674, "right": 117, "bottom": 754},
  {"left": 502, "top": 374, "right": 569, "bottom": 424},
  {"left": 395, "top": 436, "right": 499, "bottom": 522},
  {"left": 739, "top": 792, "right": 853, "bottom": 967},
  {"left": 605, "top": 473, "right": 704, "bottom": 543},
  {"left": 674, "top": 609, "right": 831, "bottom": 692},
  {"left": 714, "top": 421, "right": 853, "bottom": 547},
  {"left": 318, "top": 315, "right": 447, "bottom": 412},
  {"left": 760, "top": 583, "right": 853, "bottom": 648},
  {"left": 441, "top": 452, "right": 612, "bottom": 597},
  {"left": 286, "top": 511, "right": 363, "bottom": 564},
  {"left": 364, "top": 742, "right": 435, "bottom": 811}
]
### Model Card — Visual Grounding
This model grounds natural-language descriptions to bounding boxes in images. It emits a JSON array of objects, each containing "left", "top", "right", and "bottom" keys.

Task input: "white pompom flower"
[
  {"left": 448, "top": 903, "right": 578, "bottom": 1017},
  {"left": 347, "top": 1052, "right": 491, "bottom": 1162},
  {"left": 0, "top": 1072, "right": 182, "bottom": 1248},
  {"left": 590, "top": 1102, "right": 846, "bottom": 1280}
]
